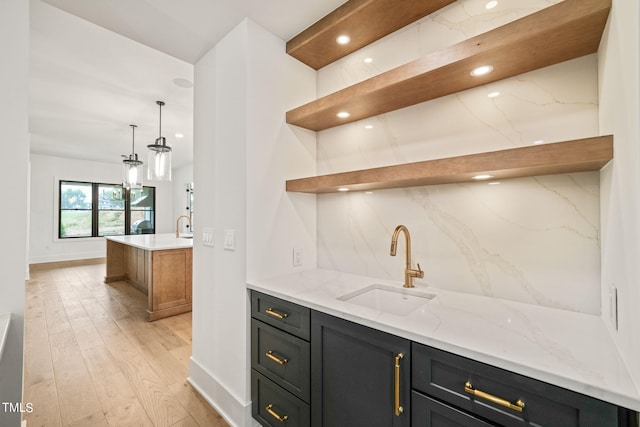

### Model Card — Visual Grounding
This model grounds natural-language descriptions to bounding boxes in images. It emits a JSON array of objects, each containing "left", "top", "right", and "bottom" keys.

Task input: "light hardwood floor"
[{"left": 24, "top": 262, "right": 228, "bottom": 427}]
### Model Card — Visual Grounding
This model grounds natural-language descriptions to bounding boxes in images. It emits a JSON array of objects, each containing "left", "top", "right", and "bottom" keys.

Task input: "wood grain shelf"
[
  {"left": 286, "top": 0, "right": 455, "bottom": 70},
  {"left": 286, "top": 0, "right": 611, "bottom": 131},
  {"left": 285, "top": 136, "right": 613, "bottom": 194}
]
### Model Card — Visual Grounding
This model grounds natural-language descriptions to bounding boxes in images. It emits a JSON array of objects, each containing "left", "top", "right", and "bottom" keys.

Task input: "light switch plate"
[
  {"left": 293, "top": 247, "right": 303, "bottom": 267},
  {"left": 223, "top": 229, "right": 235, "bottom": 251},
  {"left": 202, "top": 227, "right": 214, "bottom": 247}
]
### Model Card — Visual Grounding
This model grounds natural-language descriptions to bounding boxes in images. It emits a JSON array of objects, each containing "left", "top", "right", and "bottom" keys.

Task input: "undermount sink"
[{"left": 337, "top": 284, "right": 435, "bottom": 316}]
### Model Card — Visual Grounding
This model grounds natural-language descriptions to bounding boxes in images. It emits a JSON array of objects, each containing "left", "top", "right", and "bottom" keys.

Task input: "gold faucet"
[
  {"left": 390, "top": 225, "right": 424, "bottom": 288},
  {"left": 176, "top": 215, "right": 192, "bottom": 237}
]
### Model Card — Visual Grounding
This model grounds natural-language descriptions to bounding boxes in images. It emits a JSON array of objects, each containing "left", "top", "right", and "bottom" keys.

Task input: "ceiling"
[{"left": 30, "top": 0, "right": 346, "bottom": 169}]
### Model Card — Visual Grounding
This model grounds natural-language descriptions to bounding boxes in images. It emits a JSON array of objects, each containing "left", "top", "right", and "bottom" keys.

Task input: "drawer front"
[
  {"left": 252, "top": 319, "right": 311, "bottom": 402},
  {"left": 251, "top": 291, "right": 310, "bottom": 340},
  {"left": 412, "top": 343, "right": 619, "bottom": 427},
  {"left": 412, "top": 391, "right": 496, "bottom": 427},
  {"left": 252, "top": 371, "right": 310, "bottom": 427}
]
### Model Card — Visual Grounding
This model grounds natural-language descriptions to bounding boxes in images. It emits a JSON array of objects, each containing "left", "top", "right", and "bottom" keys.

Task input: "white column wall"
[{"left": 190, "top": 19, "right": 316, "bottom": 426}]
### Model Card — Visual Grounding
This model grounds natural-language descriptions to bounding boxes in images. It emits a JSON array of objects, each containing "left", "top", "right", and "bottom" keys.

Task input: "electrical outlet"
[
  {"left": 609, "top": 283, "right": 618, "bottom": 331},
  {"left": 293, "top": 247, "right": 303, "bottom": 267}
]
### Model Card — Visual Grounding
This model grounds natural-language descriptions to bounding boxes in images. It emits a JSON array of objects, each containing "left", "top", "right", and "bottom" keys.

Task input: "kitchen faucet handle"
[{"left": 416, "top": 263, "right": 424, "bottom": 278}]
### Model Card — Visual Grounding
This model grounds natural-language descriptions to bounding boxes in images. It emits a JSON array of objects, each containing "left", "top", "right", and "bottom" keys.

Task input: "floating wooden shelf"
[
  {"left": 285, "top": 136, "right": 613, "bottom": 194},
  {"left": 286, "top": 0, "right": 611, "bottom": 131},
  {"left": 286, "top": 0, "right": 455, "bottom": 70}
]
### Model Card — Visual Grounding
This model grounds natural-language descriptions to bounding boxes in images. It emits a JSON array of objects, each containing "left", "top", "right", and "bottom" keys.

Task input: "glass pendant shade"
[
  {"left": 147, "top": 100, "right": 172, "bottom": 181},
  {"left": 123, "top": 124, "right": 143, "bottom": 189},
  {"left": 147, "top": 139, "right": 172, "bottom": 181},
  {"left": 123, "top": 158, "right": 143, "bottom": 189}
]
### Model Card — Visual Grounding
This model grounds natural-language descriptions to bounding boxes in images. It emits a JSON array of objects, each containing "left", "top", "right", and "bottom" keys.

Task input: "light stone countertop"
[
  {"left": 106, "top": 233, "right": 193, "bottom": 251},
  {"left": 247, "top": 268, "right": 640, "bottom": 412}
]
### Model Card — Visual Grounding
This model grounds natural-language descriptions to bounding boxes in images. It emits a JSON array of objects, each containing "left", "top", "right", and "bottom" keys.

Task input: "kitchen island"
[{"left": 105, "top": 234, "right": 192, "bottom": 321}]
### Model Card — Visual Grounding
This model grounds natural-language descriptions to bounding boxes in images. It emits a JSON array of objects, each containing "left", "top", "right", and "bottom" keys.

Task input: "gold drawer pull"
[
  {"left": 266, "top": 404, "right": 289, "bottom": 422},
  {"left": 265, "top": 350, "right": 288, "bottom": 365},
  {"left": 465, "top": 381, "right": 525, "bottom": 412},
  {"left": 394, "top": 353, "right": 404, "bottom": 416},
  {"left": 265, "top": 308, "right": 288, "bottom": 319}
]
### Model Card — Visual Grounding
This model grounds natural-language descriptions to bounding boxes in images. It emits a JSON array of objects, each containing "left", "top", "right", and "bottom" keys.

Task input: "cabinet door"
[{"left": 311, "top": 311, "right": 410, "bottom": 427}]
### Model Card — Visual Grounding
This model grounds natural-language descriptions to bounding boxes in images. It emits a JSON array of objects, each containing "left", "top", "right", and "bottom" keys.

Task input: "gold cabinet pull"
[
  {"left": 266, "top": 404, "right": 289, "bottom": 422},
  {"left": 265, "top": 308, "right": 288, "bottom": 319},
  {"left": 265, "top": 350, "right": 288, "bottom": 365},
  {"left": 394, "top": 353, "right": 404, "bottom": 416},
  {"left": 464, "top": 381, "right": 525, "bottom": 412}
]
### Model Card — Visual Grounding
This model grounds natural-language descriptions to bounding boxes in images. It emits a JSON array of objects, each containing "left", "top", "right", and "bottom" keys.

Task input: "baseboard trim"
[
  {"left": 188, "top": 356, "right": 257, "bottom": 427},
  {"left": 29, "top": 257, "right": 106, "bottom": 271}
]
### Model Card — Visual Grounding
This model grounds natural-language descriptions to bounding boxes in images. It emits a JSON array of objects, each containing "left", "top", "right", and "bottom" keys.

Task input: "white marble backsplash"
[
  {"left": 313, "top": 0, "right": 602, "bottom": 314},
  {"left": 317, "top": 172, "right": 600, "bottom": 314}
]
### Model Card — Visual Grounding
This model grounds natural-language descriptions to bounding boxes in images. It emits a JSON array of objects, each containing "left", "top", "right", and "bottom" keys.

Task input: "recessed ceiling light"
[
  {"left": 365, "top": 191, "right": 373, "bottom": 194},
  {"left": 472, "top": 174, "right": 494, "bottom": 180},
  {"left": 485, "top": 1, "right": 498, "bottom": 9},
  {"left": 336, "top": 35, "right": 351, "bottom": 45},
  {"left": 488, "top": 91, "right": 500, "bottom": 98},
  {"left": 337, "top": 187, "right": 350, "bottom": 192},
  {"left": 364, "top": 57, "right": 373, "bottom": 64},
  {"left": 488, "top": 181, "right": 501, "bottom": 185},
  {"left": 173, "top": 78, "right": 193, "bottom": 88},
  {"left": 336, "top": 111, "right": 351, "bottom": 119},
  {"left": 175, "top": 133, "right": 184, "bottom": 138},
  {"left": 364, "top": 124, "right": 373, "bottom": 129},
  {"left": 470, "top": 65, "right": 494, "bottom": 77},
  {"left": 533, "top": 140, "right": 545, "bottom": 145}
]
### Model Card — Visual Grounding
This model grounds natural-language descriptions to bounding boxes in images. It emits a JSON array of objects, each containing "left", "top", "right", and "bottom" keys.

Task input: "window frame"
[{"left": 58, "top": 180, "right": 156, "bottom": 239}]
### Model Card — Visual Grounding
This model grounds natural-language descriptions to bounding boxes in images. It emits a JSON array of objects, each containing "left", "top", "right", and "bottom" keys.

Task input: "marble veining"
[
  {"left": 247, "top": 270, "right": 640, "bottom": 411},
  {"left": 316, "top": 46, "right": 601, "bottom": 314}
]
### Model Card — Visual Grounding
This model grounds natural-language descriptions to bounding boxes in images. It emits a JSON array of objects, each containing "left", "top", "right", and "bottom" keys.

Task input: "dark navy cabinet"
[
  {"left": 411, "top": 343, "right": 634, "bottom": 427},
  {"left": 311, "top": 310, "right": 411, "bottom": 427},
  {"left": 250, "top": 290, "right": 638, "bottom": 426},
  {"left": 251, "top": 291, "right": 311, "bottom": 427}
]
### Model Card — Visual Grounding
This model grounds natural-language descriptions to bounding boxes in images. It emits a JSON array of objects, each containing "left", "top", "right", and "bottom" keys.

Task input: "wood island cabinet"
[{"left": 105, "top": 235, "right": 192, "bottom": 321}]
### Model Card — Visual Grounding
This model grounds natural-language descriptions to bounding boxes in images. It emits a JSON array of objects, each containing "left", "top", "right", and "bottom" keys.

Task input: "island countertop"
[
  {"left": 106, "top": 233, "right": 193, "bottom": 251},
  {"left": 247, "top": 268, "right": 640, "bottom": 412}
]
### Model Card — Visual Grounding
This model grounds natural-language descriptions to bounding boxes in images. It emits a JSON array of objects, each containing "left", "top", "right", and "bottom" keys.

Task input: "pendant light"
[
  {"left": 123, "top": 124, "right": 143, "bottom": 189},
  {"left": 147, "top": 100, "right": 172, "bottom": 181}
]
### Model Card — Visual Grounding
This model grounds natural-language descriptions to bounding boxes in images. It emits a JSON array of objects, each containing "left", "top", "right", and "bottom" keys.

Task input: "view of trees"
[
  {"left": 59, "top": 181, "right": 154, "bottom": 238},
  {"left": 60, "top": 186, "right": 91, "bottom": 209}
]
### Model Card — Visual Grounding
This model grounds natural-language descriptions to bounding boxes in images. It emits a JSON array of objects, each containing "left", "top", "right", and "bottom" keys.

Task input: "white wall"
[
  {"left": 29, "top": 153, "right": 175, "bottom": 264},
  {"left": 0, "top": 0, "right": 28, "bottom": 425},
  {"left": 190, "top": 19, "right": 316, "bottom": 427},
  {"left": 599, "top": 0, "right": 640, "bottom": 391}
]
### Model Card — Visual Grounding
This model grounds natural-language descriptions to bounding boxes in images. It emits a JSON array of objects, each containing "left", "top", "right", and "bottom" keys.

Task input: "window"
[{"left": 59, "top": 181, "right": 155, "bottom": 238}]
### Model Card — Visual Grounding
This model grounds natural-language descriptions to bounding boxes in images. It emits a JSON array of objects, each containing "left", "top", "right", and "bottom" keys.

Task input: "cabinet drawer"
[
  {"left": 252, "top": 319, "right": 311, "bottom": 402},
  {"left": 412, "top": 343, "right": 619, "bottom": 427},
  {"left": 412, "top": 391, "right": 496, "bottom": 426},
  {"left": 251, "top": 291, "right": 310, "bottom": 340},
  {"left": 252, "top": 371, "right": 310, "bottom": 427}
]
